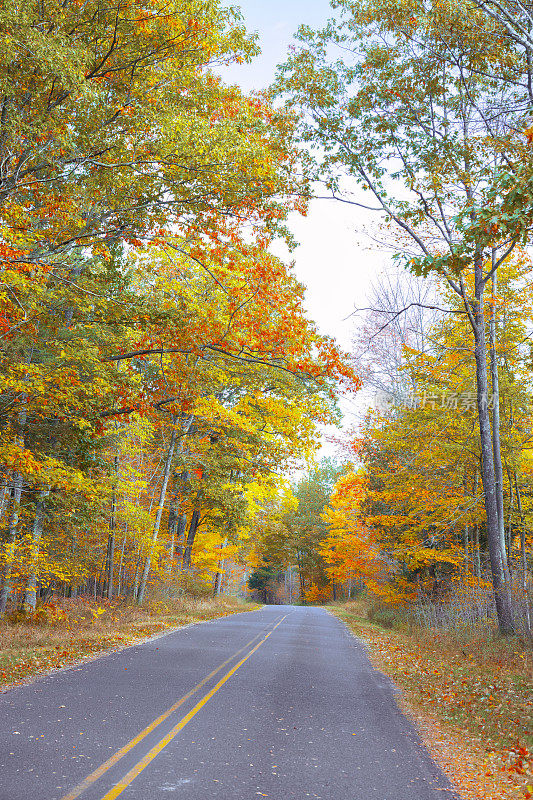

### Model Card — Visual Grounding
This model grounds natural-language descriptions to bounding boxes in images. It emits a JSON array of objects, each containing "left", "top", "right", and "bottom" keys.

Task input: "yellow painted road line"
[
  {"left": 100, "top": 614, "right": 288, "bottom": 800},
  {"left": 59, "top": 614, "right": 286, "bottom": 800}
]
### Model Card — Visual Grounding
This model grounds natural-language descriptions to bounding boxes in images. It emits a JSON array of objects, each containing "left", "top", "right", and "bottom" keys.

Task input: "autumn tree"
[
  {"left": 334, "top": 256, "right": 533, "bottom": 628},
  {"left": 0, "top": 1, "right": 360, "bottom": 612},
  {"left": 275, "top": 0, "right": 533, "bottom": 632},
  {"left": 321, "top": 471, "right": 383, "bottom": 599}
]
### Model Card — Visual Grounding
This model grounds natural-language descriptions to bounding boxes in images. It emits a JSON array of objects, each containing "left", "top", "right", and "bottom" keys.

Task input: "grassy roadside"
[
  {"left": 0, "top": 595, "right": 260, "bottom": 691},
  {"left": 329, "top": 600, "right": 533, "bottom": 800}
]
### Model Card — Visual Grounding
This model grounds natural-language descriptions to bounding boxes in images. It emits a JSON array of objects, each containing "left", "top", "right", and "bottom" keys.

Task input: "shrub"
[{"left": 366, "top": 601, "right": 403, "bottom": 630}]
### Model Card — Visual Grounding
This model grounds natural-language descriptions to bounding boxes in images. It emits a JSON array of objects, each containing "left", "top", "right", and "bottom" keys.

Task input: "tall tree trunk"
[
  {"left": 0, "top": 477, "right": 10, "bottom": 521},
  {"left": 213, "top": 570, "right": 222, "bottom": 597},
  {"left": 296, "top": 550, "right": 306, "bottom": 603},
  {"left": 505, "top": 463, "right": 514, "bottom": 575},
  {"left": 132, "top": 552, "right": 141, "bottom": 600},
  {"left": 489, "top": 267, "right": 507, "bottom": 563},
  {"left": 0, "top": 472, "right": 24, "bottom": 615},
  {"left": 106, "top": 455, "right": 119, "bottom": 599},
  {"left": 471, "top": 470, "right": 482, "bottom": 579},
  {"left": 175, "top": 514, "right": 187, "bottom": 562},
  {"left": 21, "top": 487, "right": 50, "bottom": 612},
  {"left": 105, "top": 527, "right": 116, "bottom": 599},
  {"left": 471, "top": 259, "right": 514, "bottom": 634},
  {"left": 0, "top": 398, "right": 28, "bottom": 615},
  {"left": 69, "top": 530, "right": 79, "bottom": 599},
  {"left": 137, "top": 421, "right": 178, "bottom": 603},
  {"left": 213, "top": 538, "right": 228, "bottom": 597},
  {"left": 182, "top": 509, "right": 200, "bottom": 570},
  {"left": 167, "top": 502, "right": 177, "bottom": 572},
  {"left": 288, "top": 567, "right": 293, "bottom": 603},
  {"left": 473, "top": 525, "right": 481, "bottom": 579},
  {"left": 514, "top": 473, "right": 531, "bottom": 637},
  {"left": 166, "top": 493, "right": 188, "bottom": 573},
  {"left": 463, "top": 474, "right": 471, "bottom": 577},
  {"left": 167, "top": 468, "right": 190, "bottom": 571},
  {"left": 117, "top": 525, "right": 127, "bottom": 596}
]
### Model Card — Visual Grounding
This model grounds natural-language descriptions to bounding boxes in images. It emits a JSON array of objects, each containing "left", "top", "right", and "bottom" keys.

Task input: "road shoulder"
[
  {"left": 0, "top": 596, "right": 261, "bottom": 693},
  {"left": 329, "top": 605, "right": 530, "bottom": 800}
]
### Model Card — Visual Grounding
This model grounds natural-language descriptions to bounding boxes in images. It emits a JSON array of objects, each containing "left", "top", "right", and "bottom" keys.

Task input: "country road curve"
[{"left": 0, "top": 606, "right": 461, "bottom": 800}]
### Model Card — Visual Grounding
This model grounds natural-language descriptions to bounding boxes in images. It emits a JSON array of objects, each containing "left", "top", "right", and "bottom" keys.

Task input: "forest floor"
[
  {"left": 330, "top": 600, "right": 533, "bottom": 800},
  {"left": 0, "top": 595, "right": 258, "bottom": 692}
]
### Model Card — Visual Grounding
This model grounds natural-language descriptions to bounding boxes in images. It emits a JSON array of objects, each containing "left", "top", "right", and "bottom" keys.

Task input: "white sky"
[{"left": 220, "top": 0, "right": 390, "bottom": 456}]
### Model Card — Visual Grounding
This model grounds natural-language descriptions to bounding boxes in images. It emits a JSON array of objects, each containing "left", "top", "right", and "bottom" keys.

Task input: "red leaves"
[
  {"left": 0, "top": 244, "right": 24, "bottom": 262},
  {"left": 503, "top": 746, "right": 533, "bottom": 798}
]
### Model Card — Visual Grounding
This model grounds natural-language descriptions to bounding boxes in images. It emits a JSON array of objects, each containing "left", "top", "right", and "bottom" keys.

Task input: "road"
[{"left": 0, "top": 605, "right": 461, "bottom": 800}]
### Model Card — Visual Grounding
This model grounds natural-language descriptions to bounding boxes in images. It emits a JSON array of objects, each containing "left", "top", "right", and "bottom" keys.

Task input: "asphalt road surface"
[{"left": 0, "top": 605, "right": 462, "bottom": 800}]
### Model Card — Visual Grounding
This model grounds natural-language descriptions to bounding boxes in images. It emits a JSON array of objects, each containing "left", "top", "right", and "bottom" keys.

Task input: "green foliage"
[{"left": 248, "top": 557, "right": 280, "bottom": 595}]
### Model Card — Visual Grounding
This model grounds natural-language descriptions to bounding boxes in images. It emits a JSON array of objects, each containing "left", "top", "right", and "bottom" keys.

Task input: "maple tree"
[
  {"left": 321, "top": 471, "right": 383, "bottom": 599},
  {"left": 0, "top": 0, "right": 360, "bottom": 613}
]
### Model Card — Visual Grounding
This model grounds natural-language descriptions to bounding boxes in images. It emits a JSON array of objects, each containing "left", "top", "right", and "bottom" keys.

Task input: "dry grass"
[
  {"left": 0, "top": 595, "right": 259, "bottom": 691},
  {"left": 330, "top": 600, "right": 533, "bottom": 800}
]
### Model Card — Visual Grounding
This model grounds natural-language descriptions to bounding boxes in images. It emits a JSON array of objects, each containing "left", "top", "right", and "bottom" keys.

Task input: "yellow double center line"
[{"left": 60, "top": 613, "right": 288, "bottom": 800}]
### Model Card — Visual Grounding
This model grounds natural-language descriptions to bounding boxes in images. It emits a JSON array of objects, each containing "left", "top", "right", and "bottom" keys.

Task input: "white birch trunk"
[
  {"left": 0, "top": 472, "right": 24, "bottom": 615},
  {"left": 21, "top": 487, "right": 51, "bottom": 611}
]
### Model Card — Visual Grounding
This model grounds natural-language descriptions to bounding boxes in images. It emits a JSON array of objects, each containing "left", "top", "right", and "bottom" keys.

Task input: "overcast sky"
[
  {"left": 220, "top": 0, "right": 389, "bottom": 456},
  {"left": 220, "top": 0, "right": 391, "bottom": 347}
]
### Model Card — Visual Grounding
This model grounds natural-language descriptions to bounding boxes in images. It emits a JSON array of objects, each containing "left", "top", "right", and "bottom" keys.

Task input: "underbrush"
[
  {"left": 331, "top": 598, "right": 533, "bottom": 800},
  {"left": 0, "top": 595, "right": 258, "bottom": 690}
]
